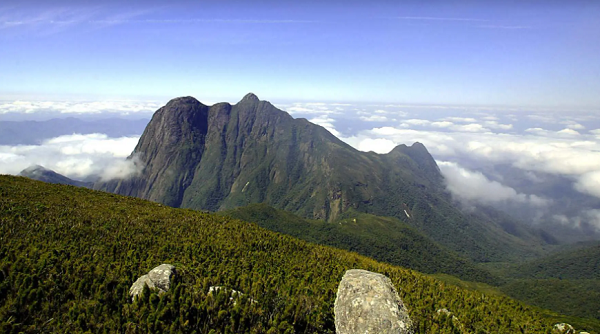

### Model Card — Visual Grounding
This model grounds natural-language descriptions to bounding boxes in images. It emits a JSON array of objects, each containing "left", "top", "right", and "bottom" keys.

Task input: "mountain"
[
  {"left": 96, "top": 93, "right": 548, "bottom": 263},
  {"left": 2, "top": 175, "right": 591, "bottom": 333},
  {"left": 220, "top": 203, "right": 499, "bottom": 284},
  {"left": 19, "top": 165, "right": 92, "bottom": 188}
]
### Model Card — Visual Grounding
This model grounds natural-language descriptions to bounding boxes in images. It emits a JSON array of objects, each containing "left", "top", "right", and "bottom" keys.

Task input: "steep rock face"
[
  {"left": 97, "top": 93, "right": 547, "bottom": 262},
  {"left": 100, "top": 97, "right": 209, "bottom": 207},
  {"left": 334, "top": 269, "right": 413, "bottom": 334}
]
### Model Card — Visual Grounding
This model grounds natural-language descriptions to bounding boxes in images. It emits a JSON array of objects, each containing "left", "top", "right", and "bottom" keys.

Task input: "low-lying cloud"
[
  {"left": 438, "top": 161, "right": 550, "bottom": 207},
  {"left": 0, "top": 133, "right": 141, "bottom": 181},
  {"left": 343, "top": 125, "right": 600, "bottom": 199}
]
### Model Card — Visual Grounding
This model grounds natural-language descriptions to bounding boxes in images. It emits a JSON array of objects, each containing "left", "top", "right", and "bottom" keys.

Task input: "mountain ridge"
[
  {"left": 19, "top": 165, "right": 93, "bottom": 188},
  {"left": 95, "top": 93, "right": 548, "bottom": 263}
]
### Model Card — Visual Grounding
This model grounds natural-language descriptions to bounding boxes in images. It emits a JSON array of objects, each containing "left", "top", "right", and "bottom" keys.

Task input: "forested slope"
[
  {"left": 0, "top": 176, "right": 592, "bottom": 333},
  {"left": 220, "top": 204, "right": 499, "bottom": 285}
]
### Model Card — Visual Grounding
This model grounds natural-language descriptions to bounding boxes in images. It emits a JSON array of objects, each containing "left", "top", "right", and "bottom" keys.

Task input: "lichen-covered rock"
[
  {"left": 435, "top": 308, "right": 464, "bottom": 332},
  {"left": 129, "top": 275, "right": 155, "bottom": 299},
  {"left": 334, "top": 269, "right": 413, "bottom": 334},
  {"left": 148, "top": 264, "right": 176, "bottom": 291},
  {"left": 129, "top": 264, "right": 177, "bottom": 300},
  {"left": 436, "top": 308, "right": 452, "bottom": 317}
]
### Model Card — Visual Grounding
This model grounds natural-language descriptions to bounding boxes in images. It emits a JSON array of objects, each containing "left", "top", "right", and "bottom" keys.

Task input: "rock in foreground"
[
  {"left": 334, "top": 269, "right": 413, "bottom": 334},
  {"left": 130, "top": 264, "right": 177, "bottom": 300}
]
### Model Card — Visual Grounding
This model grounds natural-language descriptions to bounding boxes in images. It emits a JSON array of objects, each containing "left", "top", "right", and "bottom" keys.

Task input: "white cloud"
[
  {"left": 401, "top": 119, "right": 431, "bottom": 126},
  {"left": 553, "top": 210, "right": 600, "bottom": 232},
  {"left": 0, "top": 133, "right": 141, "bottom": 180},
  {"left": 0, "top": 100, "right": 161, "bottom": 115},
  {"left": 431, "top": 121, "right": 453, "bottom": 128},
  {"left": 399, "top": 119, "right": 505, "bottom": 133},
  {"left": 450, "top": 123, "right": 490, "bottom": 132},
  {"left": 443, "top": 117, "right": 477, "bottom": 123},
  {"left": 356, "top": 138, "right": 397, "bottom": 154},
  {"left": 483, "top": 120, "right": 513, "bottom": 130},
  {"left": 557, "top": 128, "right": 581, "bottom": 136},
  {"left": 525, "top": 128, "right": 550, "bottom": 136},
  {"left": 437, "top": 161, "right": 550, "bottom": 207},
  {"left": 282, "top": 102, "right": 342, "bottom": 115},
  {"left": 340, "top": 123, "right": 600, "bottom": 199},
  {"left": 308, "top": 116, "right": 340, "bottom": 137},
  {"left": 360, "top": 114, "right": 389, "bottom": 122},
  {"left": 566, "top": 122, "right": 585, "bottom": 130},
  {"left": 584, "top": 210, "right": 600, "bottom": 231},
  {"left": 575, "top": 171, "right": 600, "bottom": 198}
]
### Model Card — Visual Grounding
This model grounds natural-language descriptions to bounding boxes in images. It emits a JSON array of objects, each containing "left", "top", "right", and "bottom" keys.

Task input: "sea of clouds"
[{"left": 2, "top": 98, "right": 600, "bottom": 232}]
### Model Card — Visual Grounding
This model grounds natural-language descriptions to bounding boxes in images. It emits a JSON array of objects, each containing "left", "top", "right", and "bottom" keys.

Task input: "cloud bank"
[
  {"left": 0, "top": 100, "right": 161, "bottom": 116},
  {"left": 344, "top": 125, "right": 600, "bottom": 200},
  {"left": 0, "top": 133, "right": 141, "bottom": 181},
  {"left": 438, "top": 161, "right": 550, "bottom": 207}
]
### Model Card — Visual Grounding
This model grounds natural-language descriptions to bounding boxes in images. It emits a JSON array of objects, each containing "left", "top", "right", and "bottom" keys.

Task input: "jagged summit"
[
  {"left": 240, "top": 92, "right": 259, "bottom": 103},
  {"left": 165, "top": 96, "right": 203, "bottom": 106}
]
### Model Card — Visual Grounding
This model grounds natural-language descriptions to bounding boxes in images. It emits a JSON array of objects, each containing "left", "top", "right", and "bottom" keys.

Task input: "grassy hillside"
[
  {"left": 482, "top": 242, "right": 600, "bottom": 325},
  {"left": 501, "top": 242, "right": 600, "bottom": 280},
  {"left": 501, "top": 279, "right": 600, "bottom": 323},
  {"left": 0, "top": 176, "right": 593, "bottom": 333},
  {"left": 220, "top": 204, "right": 499, "bottom": 285}
]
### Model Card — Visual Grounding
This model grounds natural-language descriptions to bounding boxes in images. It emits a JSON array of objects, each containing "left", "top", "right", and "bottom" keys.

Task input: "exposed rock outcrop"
[
  {"left": 130, "top": 264, "right": 177, "bottom": 300},
  {"left": 435, "top": 308, "right": 464, "bottom": 332},
  {"left": 334, "top": 269, "right": 413, "bottom": 334},
  {"left": 208, "top": 286, "right": 256, "bottom": 304},
  {"left": 552, "top": 323, "right": 576, "bottom": 334}
]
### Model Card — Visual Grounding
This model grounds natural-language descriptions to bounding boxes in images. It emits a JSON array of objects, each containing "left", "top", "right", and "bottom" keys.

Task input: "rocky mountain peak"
[
  {"left": 20, "top": 164, "right": 48, "bottom": 175},
  {"left": 20, "top": 165, "right": 92, "bottom": 188},
  {"left": 165, "top": 96, "right": 202, "bottom": 107},
  {"left": 239, "top": 92, "right": 259, "bottom": 103}
]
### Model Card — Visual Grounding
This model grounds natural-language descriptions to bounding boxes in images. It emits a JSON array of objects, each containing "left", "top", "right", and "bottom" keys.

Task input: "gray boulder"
[
  {"left": 334, "top": 269, "right": 413, "bottom": 334},
  {"left": 148, "top": 264, "right": 177, "bottom": 291},
  {"left": 130, "top": 264, "right": 177, "bottom": 300}
]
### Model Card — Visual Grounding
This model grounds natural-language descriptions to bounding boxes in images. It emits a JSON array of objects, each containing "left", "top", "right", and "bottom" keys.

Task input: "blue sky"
[{"left": 1, "top": 0, "right": 599, "bottom": 107}]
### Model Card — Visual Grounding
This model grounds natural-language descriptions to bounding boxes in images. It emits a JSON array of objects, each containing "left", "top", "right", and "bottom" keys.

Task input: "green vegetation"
[
  {"left": 0, "top": 176, "right": 586, "bottom": 333},
  {"left": 477, "top": 243, "right": 600, "bottom": 327},
  {"left": 222, "top": 204, "right": 600, "bottom": 329},
  {"left": 220, "top": 203, "right": 499, "bottom": 285},
  {"left": 501, "top": 279, "right": 600, "bottom": 327},
  {"left": 501, "top": 243, "right": 600, "bottom": 280}
]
